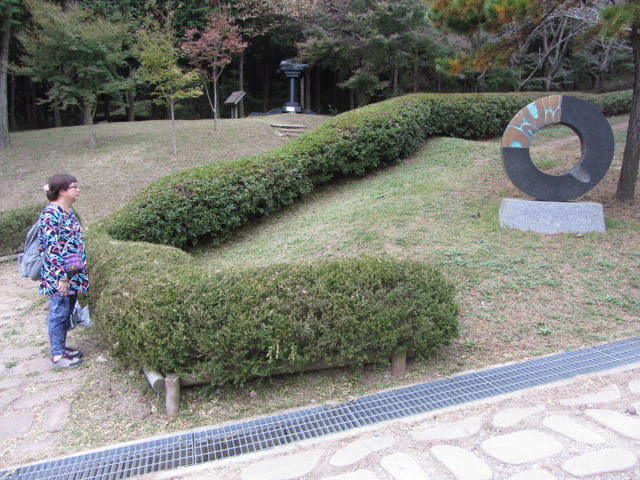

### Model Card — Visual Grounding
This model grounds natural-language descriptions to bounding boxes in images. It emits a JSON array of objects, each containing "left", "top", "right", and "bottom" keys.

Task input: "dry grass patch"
[
  {"left": 0, "top": 113, "right": 637, "bottom": 462},
  {"left": 0, "top": 114, "right": 327, "bottom": 223},
  {"left": 196, "top": 114, "right": 639, "bottom": 374}
]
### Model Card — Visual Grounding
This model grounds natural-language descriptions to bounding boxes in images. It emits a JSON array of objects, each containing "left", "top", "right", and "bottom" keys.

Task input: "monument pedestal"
[{"left": 499, "top": 198, "right": 606, "bottom": 234}]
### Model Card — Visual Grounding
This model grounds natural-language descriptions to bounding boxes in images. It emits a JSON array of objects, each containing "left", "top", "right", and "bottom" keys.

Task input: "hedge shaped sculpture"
[
  {"left": 102, "top": 91, "right": 632, "bottom": 249},
  {"left": 87, "top": 230, "right": 459, "bottom": 385},
  {"left": 83, "top": 90, "right": 630, "bottom": 384}
]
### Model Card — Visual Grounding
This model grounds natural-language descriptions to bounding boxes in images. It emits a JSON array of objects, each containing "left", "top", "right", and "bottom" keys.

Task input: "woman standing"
[{"left": 39, "top": 174, "right": 89, "bottom": 369}]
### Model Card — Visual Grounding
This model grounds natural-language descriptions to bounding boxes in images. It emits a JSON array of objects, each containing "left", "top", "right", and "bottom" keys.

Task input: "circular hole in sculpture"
[{"left": 529, "top": 124, "right": 582, "bottom": 176}]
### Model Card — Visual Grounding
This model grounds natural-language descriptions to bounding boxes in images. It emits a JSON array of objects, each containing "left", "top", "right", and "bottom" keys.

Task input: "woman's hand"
[{"left": 57, "top": 278, "right": 69, "bottom": 295}]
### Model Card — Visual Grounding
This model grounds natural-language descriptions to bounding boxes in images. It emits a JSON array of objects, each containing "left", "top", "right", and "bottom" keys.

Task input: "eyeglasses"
[{"left": 67, "top": 185, "right": 80, "bottom": 190}]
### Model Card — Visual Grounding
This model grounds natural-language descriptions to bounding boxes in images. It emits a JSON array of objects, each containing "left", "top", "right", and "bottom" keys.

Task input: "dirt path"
[
  {"left": 0, "top": 258, "right": 66, "bottom": 467},
  {"left": 536, "top": 120, "right": 628, "bottom": 150},
  {"left": 0, "top": 259, "right": 97, "bottom": 469},
  {"left": 3, "top": 256, "right": 639, "bottom": 480}
]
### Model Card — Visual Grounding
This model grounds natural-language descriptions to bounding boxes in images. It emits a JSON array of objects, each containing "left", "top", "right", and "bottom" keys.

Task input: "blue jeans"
[{"left": 47, "top": 295, "right": 77, "bottom": 357}]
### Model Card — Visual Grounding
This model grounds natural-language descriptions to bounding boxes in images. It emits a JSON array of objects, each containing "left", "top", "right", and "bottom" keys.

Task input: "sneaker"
[
  {"left": 64, "top": 346, "right": 83, "bottom": 358},
  {"left": 52, "top": 353, "right": 83, "bottom": 369}
]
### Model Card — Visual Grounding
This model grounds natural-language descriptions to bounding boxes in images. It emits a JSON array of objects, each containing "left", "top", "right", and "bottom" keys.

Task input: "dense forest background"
[{"left": 2, "top": 0, "right": 635, "bottom": 132}]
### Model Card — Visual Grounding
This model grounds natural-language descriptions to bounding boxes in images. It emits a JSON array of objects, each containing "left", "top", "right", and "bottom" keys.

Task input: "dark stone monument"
[
  {"left": 280, "top": 59, "right": 308, "bottom": 113},
  {"left": 501, "top": 95, "right": 614, "bottom": 202},
  {"left": 499, "top": 95, "right": 614, "bottom": 234}
]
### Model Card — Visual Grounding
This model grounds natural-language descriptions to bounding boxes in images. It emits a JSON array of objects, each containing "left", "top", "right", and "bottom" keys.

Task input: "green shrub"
[
  {"left": 89, "top": 90, "right": 631, "bottom": 386},
  {"left": 0, "top": 203, "right": 85, "bottom": 257},
  {"left": 86, "top": 228, "right": 459, "bottom": 385},
  {"left": 579, "top": 90, "right": 635, "bottom": 116},
  {"left": 0, "top": 203, "right": 47, "bottom": 256},
  {"left": 105, "top": 91, "right": 632, "bottom": 249},
  {"left": 103, "top": 153, "right": 313, "bottom": 248}
]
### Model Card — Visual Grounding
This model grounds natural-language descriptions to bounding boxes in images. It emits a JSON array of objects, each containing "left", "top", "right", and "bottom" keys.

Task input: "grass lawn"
[
  {"left": 0, "top": 113, "right": 328, "bottom": 223},
  {"left": 1, "top": 112, "right": 638, "bottom": 454},
  {"left": 194, "top": 115, "right": 639, "bottom": 372}
]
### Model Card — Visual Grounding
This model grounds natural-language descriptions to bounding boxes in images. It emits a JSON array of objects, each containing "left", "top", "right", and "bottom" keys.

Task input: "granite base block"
[{"left": 499, "top": 198, "right": 606, "bottom": 234}]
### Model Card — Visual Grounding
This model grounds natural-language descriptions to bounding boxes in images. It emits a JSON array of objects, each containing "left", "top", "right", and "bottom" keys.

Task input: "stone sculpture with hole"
[{"left": 499, "top": 95, "right": 614, "bottom": 234}]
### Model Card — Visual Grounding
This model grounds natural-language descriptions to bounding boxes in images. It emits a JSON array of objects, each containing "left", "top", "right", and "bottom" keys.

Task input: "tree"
[
  {"left": 601, "top": 1, "right": 640, "bottom": 201},
  {"left": 0, "top": 0, "right": 24, "bottom": 149},
  {"left": 181, "top": 9, "right": 247, "bottom": 130},
  {"left": 361, "top": 0, "right": 437, "bottom": 96},
  {"left": 80, "top": 0, "right": 213, "bottom": 33},
  {"left": 18, "top": 1, "right": 129, "bottom": 148},
  {"left": 228, "top": 0, "right": 313, "bottom": 114},
  {"left": 299, "top": 0, "right": 438, "bottom": 108},
  {"left": 580, "top": 35, "right": 631, "bottom": 92},
  {"left": 429, "top": 0, "right": 640, "bottom": 200},
  {"left": 516, "top": 14, "right": 591, "bottom": 90},
  {"left": 135, "top": 19, "right": 202, "bottom": 154},
  {"left": 428, "top": 0, "right": 546, "bottom": 90}
]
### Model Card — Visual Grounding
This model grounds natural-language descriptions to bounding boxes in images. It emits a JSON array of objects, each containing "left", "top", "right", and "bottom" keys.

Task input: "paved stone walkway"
[
  {"left": 139, "top": 363, "right": 640, "bottom": 480},
  {"left": 1, "top": 258, "right": 639, "bottom": 479},
  {"left": 0, "top": 259, "right": 85, "bottom": 467}
]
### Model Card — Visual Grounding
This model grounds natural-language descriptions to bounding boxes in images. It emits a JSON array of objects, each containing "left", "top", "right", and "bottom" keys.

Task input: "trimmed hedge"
[
  {"left": 0, "top": 203, "right": 84, "bottom": 257},
  {"left": 0, "top": 203, "right": 46, "bottom": 256},
  {"left": 103, "top": 90, "right": 633, "bottom": 249},
  {"left": 86, "top": 229, "right": 459, "bottom": 384},
  {"left": 4, "top": 91, "right": 630, "bottom": 387}
]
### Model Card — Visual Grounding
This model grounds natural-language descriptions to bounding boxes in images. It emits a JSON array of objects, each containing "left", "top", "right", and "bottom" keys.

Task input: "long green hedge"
[
  {"left": 3, "top": 91, "right": 631, "bottom": 386},
  {"left": 103, "top": 90, "right": 632, "bottom": 249},
  {"left": 0, "top": 203, "right": 46, "bottom": 256},
  {"left": 87, "top": 230, "right": 459, "bottom": 384}
]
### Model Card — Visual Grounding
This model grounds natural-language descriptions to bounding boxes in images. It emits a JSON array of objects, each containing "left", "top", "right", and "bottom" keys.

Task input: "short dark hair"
[{"left": 46, "top": 174, "right": 77, "bottom": 201}]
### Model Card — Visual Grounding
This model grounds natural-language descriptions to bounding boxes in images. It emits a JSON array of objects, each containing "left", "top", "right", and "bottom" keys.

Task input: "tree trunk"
[
  {"left": 127, "top": 91, "right": 135, "bottom": 121},
  {"left": 262, "top": 37, "right": 270, "bottom": 112},
  {"left": 314, "top": 68, "right": 321, "bottom": 114},
  {"left": 170, "top": 98, "right": 177, "bottom": 155},
  {"left": 304, "top": 69, "right": 311, "bottom": 112},
  {"left": 213, "top": 77, "right": 218, "bottom": 131},
  {"left": 594, "top": 73, "right": 602, "bottom": 92},
  {"left": 596, "top": 43, "right": 612, "bottom": 93},
  {"left": 201, "top": 72, "right": 215, "bottom": 118},
  {"left": 54, "top": 105, "right": 62, "bottom": 128},
  {"left": 0, "top": 16, "right": 10, "bottom": 149},
  {"left": 83, "top": 104, "right": 96, "bottom": 148},
  {"left": 212, "top": 64, "right": 219, "bottom": 131},
  {"left": 10, "top": 74, "right": 16, "bottom": 130},
  {"left": 239, "top": 51, "right": 245, "bottom": 118},
  {"left": 616, "top": 24, "right": 640, "bottom": 201}
]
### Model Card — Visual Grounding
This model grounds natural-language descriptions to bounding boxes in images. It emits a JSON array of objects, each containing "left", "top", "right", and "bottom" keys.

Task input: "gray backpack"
[{"left": 18, "top": 222, "right": 43, "bottom": 281}]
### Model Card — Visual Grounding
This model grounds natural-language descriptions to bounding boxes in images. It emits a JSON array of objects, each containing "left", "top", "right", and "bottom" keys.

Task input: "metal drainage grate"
[{"left": 3, "top": 336, "right": 640, "bottom": 480}]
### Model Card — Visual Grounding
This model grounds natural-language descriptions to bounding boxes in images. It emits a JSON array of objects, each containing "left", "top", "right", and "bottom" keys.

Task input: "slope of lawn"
[{"left": 1, "top": 112, "right": 637, "bottom": 456}]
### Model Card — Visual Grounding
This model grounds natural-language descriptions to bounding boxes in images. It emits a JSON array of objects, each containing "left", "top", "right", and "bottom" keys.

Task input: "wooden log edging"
[
  {"left": 142, "top": 367, "right": 165, "bottom": 395},
  {"left": 165, "top": 374, "right": 181, "bottom": 417},
  {"left": 145, "top": 351, "right": 409, "bottom": 416},
  {"left": 392, "top": 351, "right": 407, "bottom": 377}
]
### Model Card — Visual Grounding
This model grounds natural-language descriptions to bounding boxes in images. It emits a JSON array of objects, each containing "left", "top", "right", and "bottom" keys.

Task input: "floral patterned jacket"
[{"left": 38, "top": 203, "right": 89, "bottom": 296}]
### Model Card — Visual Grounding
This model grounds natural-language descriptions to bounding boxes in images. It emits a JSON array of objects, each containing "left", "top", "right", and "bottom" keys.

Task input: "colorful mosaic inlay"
[{"left": 501, "top": 95, "right": 562, "bottom": 148}]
